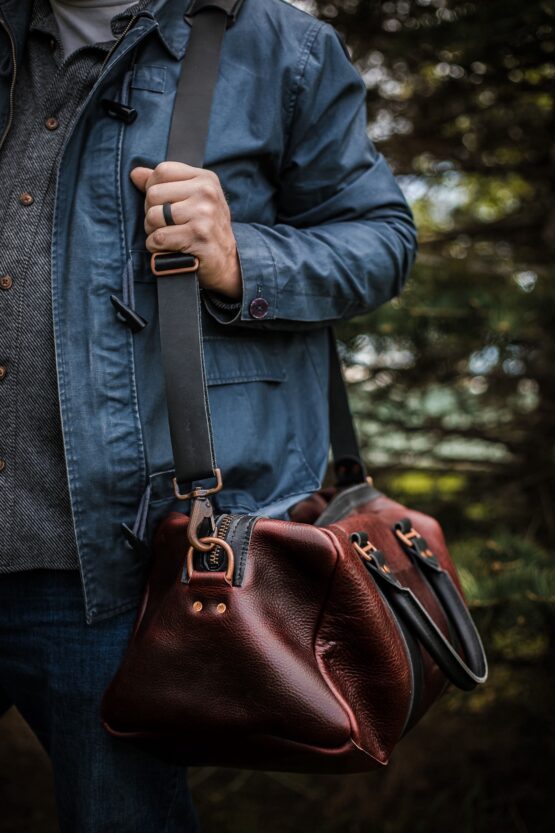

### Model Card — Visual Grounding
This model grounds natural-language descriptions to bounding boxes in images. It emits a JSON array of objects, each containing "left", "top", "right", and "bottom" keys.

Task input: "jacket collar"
[{"left": 0, "top": 0, "right": 192, "bottom": 65}]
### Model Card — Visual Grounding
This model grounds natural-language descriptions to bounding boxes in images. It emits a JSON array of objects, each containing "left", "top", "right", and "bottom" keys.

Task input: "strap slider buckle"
[{"left": 151, "top": 252, "right": 199, "bottom": 276}]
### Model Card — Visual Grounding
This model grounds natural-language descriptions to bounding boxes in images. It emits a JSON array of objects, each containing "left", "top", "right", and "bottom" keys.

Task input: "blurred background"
[{"left": 1, "top": 0, "right": 553, "bottom": 830}]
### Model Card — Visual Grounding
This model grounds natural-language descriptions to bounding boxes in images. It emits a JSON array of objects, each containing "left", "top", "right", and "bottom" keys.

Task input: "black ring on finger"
[{"left": 162, "top": 202, "right": 176, "bottom": 226}]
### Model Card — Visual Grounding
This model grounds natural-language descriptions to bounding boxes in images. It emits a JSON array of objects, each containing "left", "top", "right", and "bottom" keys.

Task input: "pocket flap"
[
  {"left": 131, "top": 66, "right": 167, "bottom": 93},
  {"left": 204, "top": 337, "right": 287, "bottom": 385}
]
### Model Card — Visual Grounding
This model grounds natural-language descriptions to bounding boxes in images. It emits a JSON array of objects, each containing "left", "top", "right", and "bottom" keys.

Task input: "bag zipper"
[{"left": 208, "top": 513, "right": 235, "bottom": 568}]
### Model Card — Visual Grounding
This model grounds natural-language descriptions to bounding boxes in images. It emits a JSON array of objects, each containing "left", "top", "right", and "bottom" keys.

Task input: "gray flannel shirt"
[{"left": 0, "top": 0, "right": 141, "bottom": 571}]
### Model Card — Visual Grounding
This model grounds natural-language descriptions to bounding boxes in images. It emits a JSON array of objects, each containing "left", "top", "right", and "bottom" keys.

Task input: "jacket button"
[
  {"left": 0, "top": 366, "right": 6, "bottom": 381},
  {"left": 248, "top": 297, "right": 269, "bottom": 320},
  {"left": 45, "top": 116, "right": 59, "bottom": 131},
  {"left": 0, "top": 275, "right": 13, "bottom": 290},
  {"left": 19, "top": 192, "right": 34, "bottom": 206}
]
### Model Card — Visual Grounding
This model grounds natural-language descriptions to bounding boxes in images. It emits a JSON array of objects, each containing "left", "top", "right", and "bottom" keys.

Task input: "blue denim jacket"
[{"left": 0, "top": 0, "right": 417, "bottom": 622}]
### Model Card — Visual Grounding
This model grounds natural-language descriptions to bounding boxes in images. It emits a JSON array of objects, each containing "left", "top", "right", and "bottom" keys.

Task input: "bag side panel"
[{"left": 315, "top": 525, "right": 414, "bottom": 765}]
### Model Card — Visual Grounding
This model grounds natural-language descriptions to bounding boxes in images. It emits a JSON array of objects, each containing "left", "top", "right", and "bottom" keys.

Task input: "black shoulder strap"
[{"left": 155, "top": 0, "right": 366, "bottom": 498}]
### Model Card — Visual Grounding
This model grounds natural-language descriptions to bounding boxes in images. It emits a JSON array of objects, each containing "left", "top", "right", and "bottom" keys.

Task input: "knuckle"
[
  {"left": 147, "top": 184, "right": 162, "bottom": 204},
  {"left": 153, "top": 230, "right": 166, "bottom": 246},
  {"left": 193, "top": 219, "right": 211, "bottom": 240},
  {"left": 197, "top": 200, "right": 215, "bottom": 218},
  {"left": 201, "top": 180, "right": 218, "bottom": 200},
  {"left": 155, "top": 161, "right": 173, "bottom": 178}
]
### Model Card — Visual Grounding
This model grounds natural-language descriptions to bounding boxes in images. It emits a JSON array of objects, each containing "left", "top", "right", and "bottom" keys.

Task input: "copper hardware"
[
  {"left": 173, "top": 468, "right": 223, "bottom": 502},
  {"left": 186, "top": 536, "right": 235, "bottom": 583},
  {"left": 187, "top": 496, "right": 217, "bottom": 551},
  {"left": 395, "top": 526, "right": 434, "bottom": 557},
  {"left": 216, "top": 603, "right": 227, "bottom": 614},
  {"left": 192, "top": 601, "right": 203, "bottom": 613},
  {"left": 352, "top": 539, "right": 393, "bottom": 575},
  {"left": 150, "top": 252, "right": 200, "bottom": 276},
  {"left": 352, "top": 540, "right": 379, "bottom": 562}
]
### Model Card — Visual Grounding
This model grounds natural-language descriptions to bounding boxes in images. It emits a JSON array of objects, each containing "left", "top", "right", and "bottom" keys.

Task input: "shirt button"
[
  {"left": 19, "top": 192, "right": 34, "bottom": 206},
  {"left": 0, "top": 275, "right": 13, "bottom": 290},
  {"left": 45, "top": 116, "right": 59, "bottom": 131},
  {"left": 0, "top": 366, "right": 6, "bottom": 381},
  {"left": 0, "top": 459, "right": 5, "bottom": 473},
  {"left": 248, "top": 297, "right": 269, "bottom": 320}
]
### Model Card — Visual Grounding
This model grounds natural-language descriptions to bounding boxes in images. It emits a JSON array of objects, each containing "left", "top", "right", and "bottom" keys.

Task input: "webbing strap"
[
  {"left": 156, "top": 5, "right": 229, "bottom": 486},
  {"left": 158, "top": 1, "right": 367, "bottom": 490}
]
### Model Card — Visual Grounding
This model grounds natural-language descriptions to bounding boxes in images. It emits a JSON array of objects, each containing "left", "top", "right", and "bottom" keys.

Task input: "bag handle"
[{"left": 352, "top": 524, "right": 488, "bottom": 690}]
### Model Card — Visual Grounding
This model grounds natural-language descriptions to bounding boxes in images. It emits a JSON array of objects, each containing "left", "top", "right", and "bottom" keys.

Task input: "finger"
[
  {"left": 146, "top": 224, "right": 197, "bottom": 254},
  {"left": 130, "top": 166, "right": 153, "bottom": 192},
  {"left": 147, "top": 160, "right": 207, "bottom": 187},
  {"left": 145, "top": 192, "right": 216, "bottom": 234},
  {"left": 144, "top": 179, "right": 199, "bottom": 211}
]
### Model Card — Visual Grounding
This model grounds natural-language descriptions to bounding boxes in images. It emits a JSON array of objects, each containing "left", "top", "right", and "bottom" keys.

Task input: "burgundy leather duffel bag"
[{"left": 101, "top": 0, "right": 487, "bottom": 773}]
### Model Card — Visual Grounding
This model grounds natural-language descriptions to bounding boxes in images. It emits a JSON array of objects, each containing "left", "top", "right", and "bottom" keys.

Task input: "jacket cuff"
[{"left": 202, "top": 222, "right": 278, "bottom": 325}]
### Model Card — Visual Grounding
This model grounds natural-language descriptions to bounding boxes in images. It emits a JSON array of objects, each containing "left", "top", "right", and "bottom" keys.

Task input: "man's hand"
[{"left": 130, "top": 162, "right": 242, "bottom": 300}]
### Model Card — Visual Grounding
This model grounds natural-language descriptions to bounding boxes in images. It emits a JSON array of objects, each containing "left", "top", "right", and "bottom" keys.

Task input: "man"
[{"left": 0, "top": 0, "right": 417, "bottom": 829}]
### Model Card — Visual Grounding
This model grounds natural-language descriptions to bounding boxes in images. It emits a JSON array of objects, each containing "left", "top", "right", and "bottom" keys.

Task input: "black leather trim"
[
  {"left": 315, "top": 482, "right": 382, "bottom": 527},
  {"left": 362, "top": 550, "right": 487, "bottom": 691}
]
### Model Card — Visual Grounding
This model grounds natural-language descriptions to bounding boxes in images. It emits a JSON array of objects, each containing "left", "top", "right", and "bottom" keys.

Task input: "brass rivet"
[
  {"left": 216, "top": 603, "right": 227, "bottom": 614},
  {"left": 192, "top": 601, "right": 203, "bottom": 612}
]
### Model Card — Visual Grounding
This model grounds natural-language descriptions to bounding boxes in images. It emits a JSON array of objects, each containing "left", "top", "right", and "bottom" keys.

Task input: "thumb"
[{"left": 130, "top": 166, "right": 153, "bottom": 192}]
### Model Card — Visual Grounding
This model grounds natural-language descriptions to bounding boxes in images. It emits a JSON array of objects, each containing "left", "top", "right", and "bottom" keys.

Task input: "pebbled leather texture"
[{"left": 101, "top": 483, "right": 486, "bottom": 772}]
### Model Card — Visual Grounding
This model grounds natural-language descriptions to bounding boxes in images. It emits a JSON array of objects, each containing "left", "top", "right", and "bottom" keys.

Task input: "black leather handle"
[
  {"left": 353, "top": 527, "right": 488, "bottom": 690},
  {"left": 387, "top": 574, "right": 487, "bottom": 691}
]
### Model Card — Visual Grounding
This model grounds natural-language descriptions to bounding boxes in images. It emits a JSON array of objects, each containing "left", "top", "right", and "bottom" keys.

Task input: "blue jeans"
[{"left": 0, "top": 570, "right": 199, "bottom": 833}]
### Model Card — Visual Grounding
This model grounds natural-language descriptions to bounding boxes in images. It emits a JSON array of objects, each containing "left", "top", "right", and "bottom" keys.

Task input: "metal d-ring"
[{"left": 186, "top": 536, "right": 235, "bottom": 583}]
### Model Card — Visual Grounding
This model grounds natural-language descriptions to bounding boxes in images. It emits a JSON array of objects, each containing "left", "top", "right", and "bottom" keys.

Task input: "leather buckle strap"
[
  {"left": 394, "top": 519, "right": 441, "bottom": 571},
  {"left": 151, "top": 252, "right": 200, "bottom": 276}
]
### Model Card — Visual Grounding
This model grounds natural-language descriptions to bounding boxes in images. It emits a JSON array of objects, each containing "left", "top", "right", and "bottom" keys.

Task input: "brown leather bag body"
[{"left": 101, "top": 0, "right": 487, "bottom": 773}]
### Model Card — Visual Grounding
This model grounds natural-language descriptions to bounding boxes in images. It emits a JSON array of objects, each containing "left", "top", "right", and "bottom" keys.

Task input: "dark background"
[{"left": 1, "top": 0, "right": 554, "bottom": 830}]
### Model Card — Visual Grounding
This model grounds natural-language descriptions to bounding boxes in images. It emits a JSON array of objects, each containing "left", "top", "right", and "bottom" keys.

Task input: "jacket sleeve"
[{"left": 203, "top": 22, "right": 418, "bottom": 329}]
